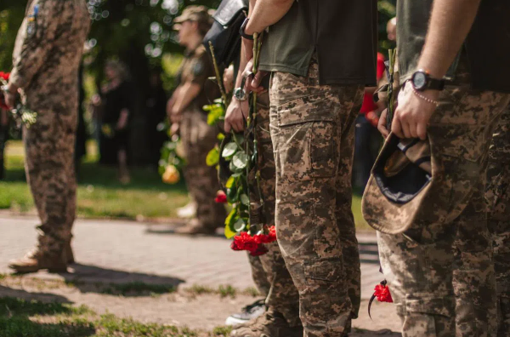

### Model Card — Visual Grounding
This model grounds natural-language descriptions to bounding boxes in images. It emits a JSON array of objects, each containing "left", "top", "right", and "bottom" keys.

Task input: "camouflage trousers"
[
  {"left": 378, "top": 83, "right": 510, "bottom": 337},
  {"left": 485, "top": 108, "right": 510, "bottom": 336},
  {"left": 246, "top": 92, "right": 301, "bottom": 326},
  {"left": 24, "top": 105, "right": 78, "bottom": 256},
  {"left": 181, "top": 109, "right": 226, "bottom": 229},
  {"left": 269, "top": 58, "right": 363, "bottom": 337}
]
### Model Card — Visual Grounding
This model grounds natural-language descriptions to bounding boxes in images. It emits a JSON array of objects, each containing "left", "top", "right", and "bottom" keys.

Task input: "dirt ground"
[{"left": 0, "top": 275, "right": 401, "bottom": 336}]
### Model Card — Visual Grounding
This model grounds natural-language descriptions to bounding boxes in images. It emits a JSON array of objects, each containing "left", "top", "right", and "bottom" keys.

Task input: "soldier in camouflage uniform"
[
  {"left": 168, "top": 6, "right": 226, "bottom": 235},
  {"left": 237, "top": 1, "right": 377, "bottom": 336},
  {"left": 5, "top": 0, "right": 90, "bottom": 273},
  {"left": 228, "top": 92, "right": 302, "bottom": 335},
  {"left": 486, "top": 108, "right": 510, "bottom": 336},
  {"left": 372, "top": 1, "right": 510, "bottom": 336}
]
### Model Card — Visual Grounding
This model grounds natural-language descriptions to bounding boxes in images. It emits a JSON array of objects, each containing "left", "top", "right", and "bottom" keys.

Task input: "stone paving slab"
[{"left": 0, "top": 215, "right": 382, "bottom": 299}]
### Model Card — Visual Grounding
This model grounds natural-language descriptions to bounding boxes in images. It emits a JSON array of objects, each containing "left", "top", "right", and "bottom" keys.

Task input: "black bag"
[{"left": 203, "top": 0, "right": 248, "bottom": 67}]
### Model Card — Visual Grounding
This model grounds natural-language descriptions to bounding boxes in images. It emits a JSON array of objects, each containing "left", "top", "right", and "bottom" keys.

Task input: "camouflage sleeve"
[
  {"left": 9, "top": 0, "right": 64, "bottom": 89},
  {"left": 189, "top": 53, "right": 212, "bottom": 87}
]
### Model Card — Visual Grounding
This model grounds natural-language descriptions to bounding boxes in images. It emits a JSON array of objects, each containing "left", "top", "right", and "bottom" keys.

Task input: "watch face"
[
  {"left": 413, "top": 72, "right": 427, "bottom": 90},
  {"left": 234, "top": 88, "right": 246, "bottom": 101}
]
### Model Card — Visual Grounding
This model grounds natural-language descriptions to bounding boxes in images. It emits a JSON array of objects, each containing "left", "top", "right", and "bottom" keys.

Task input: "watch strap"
[
  {"left": 239, "top": 17, "right": 254, "bottom": 40},
  {"left": 426, "top": 78, "right": 445, "bottom": 91}
]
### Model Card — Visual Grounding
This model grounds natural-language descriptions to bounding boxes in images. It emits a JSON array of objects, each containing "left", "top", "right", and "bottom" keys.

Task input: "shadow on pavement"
[
  {"left": 59, "top": 263, "right": 184, "bottom": 297},
  {"left": 0, "top": 285, "right": 71, "bottom": 304}
]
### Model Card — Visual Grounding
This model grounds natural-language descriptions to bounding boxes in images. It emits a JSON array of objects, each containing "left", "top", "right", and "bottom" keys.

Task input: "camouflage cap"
[
  {"left": 362, "top": 133, "right": 433, "bottom": 234},
  {"left": 174, "top": 5, "right": 212, "bottom": 25}
]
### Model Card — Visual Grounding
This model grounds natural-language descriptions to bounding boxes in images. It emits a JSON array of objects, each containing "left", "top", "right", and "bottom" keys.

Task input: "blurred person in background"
[
  {"left": 353, "top": 52, "right": 386, "bottom": 193},
  {"left": 145, "top": 68, "right": 168, "bottom": 169},
  {"left": 94, "top": 60, "right": 134, "bottom": 184},
  {"left": 387, "top": 17, "right": 397, "bottom": 44},
  {"left": 167, "top": 5, "right": 226, "bottom": 235}
]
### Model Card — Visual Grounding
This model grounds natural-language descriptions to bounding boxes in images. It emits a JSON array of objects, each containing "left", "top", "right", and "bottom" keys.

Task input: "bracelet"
[{"left": 411, "top": 86, "right": 440, "bottom": 107}]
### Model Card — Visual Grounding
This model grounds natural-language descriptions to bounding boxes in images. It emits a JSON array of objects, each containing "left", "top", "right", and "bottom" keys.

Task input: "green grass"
[
  {"left": 0, "top": 297, "right": 232, "bottom": 337},
  {"left": 0, "top": 140, "right": 371, "bottom": 229},
  {"left": 0, "top": 140, "right": 189, "bottom": 220},
  {"left": 99, "top": 282, "right": 176, "bottom": 296}
]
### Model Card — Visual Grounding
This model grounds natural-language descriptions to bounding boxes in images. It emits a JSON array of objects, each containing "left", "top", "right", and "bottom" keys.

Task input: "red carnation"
[
  {"left": 231, "top": 232, "right": 256, "bottom": 252},
  {"left": 0, "top": 72, "right": 10, "bottom": 81},
  {"left": 215, "top": 190, "right": 227, "bottom": 203},
  {"left": 374, "top": 283, "right": 393, "bottom": 303},
  {"left": 249, "top": 244, "right": 268, "bottom": 256}
]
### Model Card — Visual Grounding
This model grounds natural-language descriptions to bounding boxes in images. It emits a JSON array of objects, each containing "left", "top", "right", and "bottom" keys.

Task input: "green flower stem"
[{"left": 208, "top": 42, "right": 229, "bottom": 107}]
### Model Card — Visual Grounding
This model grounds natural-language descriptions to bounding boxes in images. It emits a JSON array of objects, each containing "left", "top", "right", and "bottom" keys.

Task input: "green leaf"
[
  {"left": 233, "top": 133, "right": 245, "bottom": 145},
  {"left": 240, "top": 194, "right": 250, "bottom": 206},
  {"left": 207, "top": 104, "right": 226, "bottom": 125},
  {"left": 225, "top": 223, "right": 236, "bottom": 239},
  {"left": 224, "top": 208, "right": 236, "bottom": 227},
  {"left": 230, "top": 159, "right": 243, "bottom": 173},
  {"left": 226, "top": 176, "right": 235, "bottom": 189},
  {"left": 227, "top": 187, "right": 238, "bottom": 203},
  {"left": 217, "top": 133, "right": 225, "bottom": 141},
  {"left": 233, "top": 218, "right": 246, "bottom": 232},
  {"left": 232, "top": 151, "right": 249, "bottom": 170},
  {"left": 222, "top": 142, "right": 238, "bottom": 158},
  {"left": 206, "top": 147, "right": 220, "bottom": 167}
]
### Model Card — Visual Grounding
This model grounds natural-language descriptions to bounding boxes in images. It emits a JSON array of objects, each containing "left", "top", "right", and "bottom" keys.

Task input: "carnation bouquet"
[
  {"left": 0, "top": 72, "right": 37, "bottom": 129},
  {"left": 205, "top": 36, "right": 277, "bottom": 256}
]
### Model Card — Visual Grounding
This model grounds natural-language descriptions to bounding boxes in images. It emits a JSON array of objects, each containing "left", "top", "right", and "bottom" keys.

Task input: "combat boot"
[
  {"left": 230, "top": 309, "right": 303, "bottom": 337},
  {"left": 174, "top": 218, "right": 218, "bottom": 235},
  {"left": 9, "top": 248, "right": 68, "bottom": 274}
]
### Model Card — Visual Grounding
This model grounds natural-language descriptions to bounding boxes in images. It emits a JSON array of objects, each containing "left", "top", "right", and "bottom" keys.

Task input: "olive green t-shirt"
[
  {"left": 176, "top": 45, "right": 219, "bottom": 112},
  {"left": 259, "top": 0, "right": 378, "bottom": 86}
]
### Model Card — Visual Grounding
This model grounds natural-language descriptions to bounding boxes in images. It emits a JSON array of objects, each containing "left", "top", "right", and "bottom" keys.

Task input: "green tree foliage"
[{"left": 2, "top": 0, "right": 396, "bottom": 77}]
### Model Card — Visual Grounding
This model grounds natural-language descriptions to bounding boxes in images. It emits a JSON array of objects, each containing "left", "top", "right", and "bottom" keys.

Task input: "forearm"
[
  {"left": 171, "top": 82, "right": 201, "bottom": 115},
  {"left": 245, "top": 0, "right": 294, "bottom": 35},
  {"left": 418, "top": 0, "right": 481, "bottom": 78},
  {"left": 234, "top": 0, "right": 257, "bottom": 89}
]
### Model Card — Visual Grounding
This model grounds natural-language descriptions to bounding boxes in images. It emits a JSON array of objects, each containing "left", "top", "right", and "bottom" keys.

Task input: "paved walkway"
[{"left": 0, "top": 215, "right": 382, "bottom": 299}]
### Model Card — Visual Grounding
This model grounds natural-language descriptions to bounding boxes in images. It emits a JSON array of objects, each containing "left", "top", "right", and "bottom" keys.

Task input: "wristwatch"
[
  {"left": 233, "top": 74, "right": 249, "bottom": 101},
  {"left": 411, "top": 70, "right": 445, "bottom": 91},
  {"left": 233, "top": 87, "right": 247, "bottom": 101},
  {"left": 239, "top": 18, "right": 254, "bottom": 41}
]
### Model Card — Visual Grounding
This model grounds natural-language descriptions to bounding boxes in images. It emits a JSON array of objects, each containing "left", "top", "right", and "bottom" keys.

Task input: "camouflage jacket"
[{"left": 9, "top": 0, "right": 90, "bottom": 109}]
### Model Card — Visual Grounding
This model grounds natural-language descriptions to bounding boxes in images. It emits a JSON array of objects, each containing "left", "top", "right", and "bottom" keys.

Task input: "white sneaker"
[
  {"left": 225, "top": 299, "right": 267, "bottom": 326},
  {"left": 177, "top": 200, "right": 197, "bottom": 219}
]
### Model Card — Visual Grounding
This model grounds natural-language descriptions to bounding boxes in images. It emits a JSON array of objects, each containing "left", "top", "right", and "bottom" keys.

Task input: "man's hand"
[
  {"left": 391, "top": 83, "right": 439, "bottom": 140},
  {"left": 242, "top": 59, "right": 267, "bottom": 94},
  {"left": 116, "top": 110, "right": 129, "bottom": 130},
  {"left": 224, "top": 98, "right": 250, "bottom": 133},
  {"left": 377, "top": 109, "right": 390, "bottom": 139},
  {"left": 170, "top": 122, "right": 180, "bottom": 136}
]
